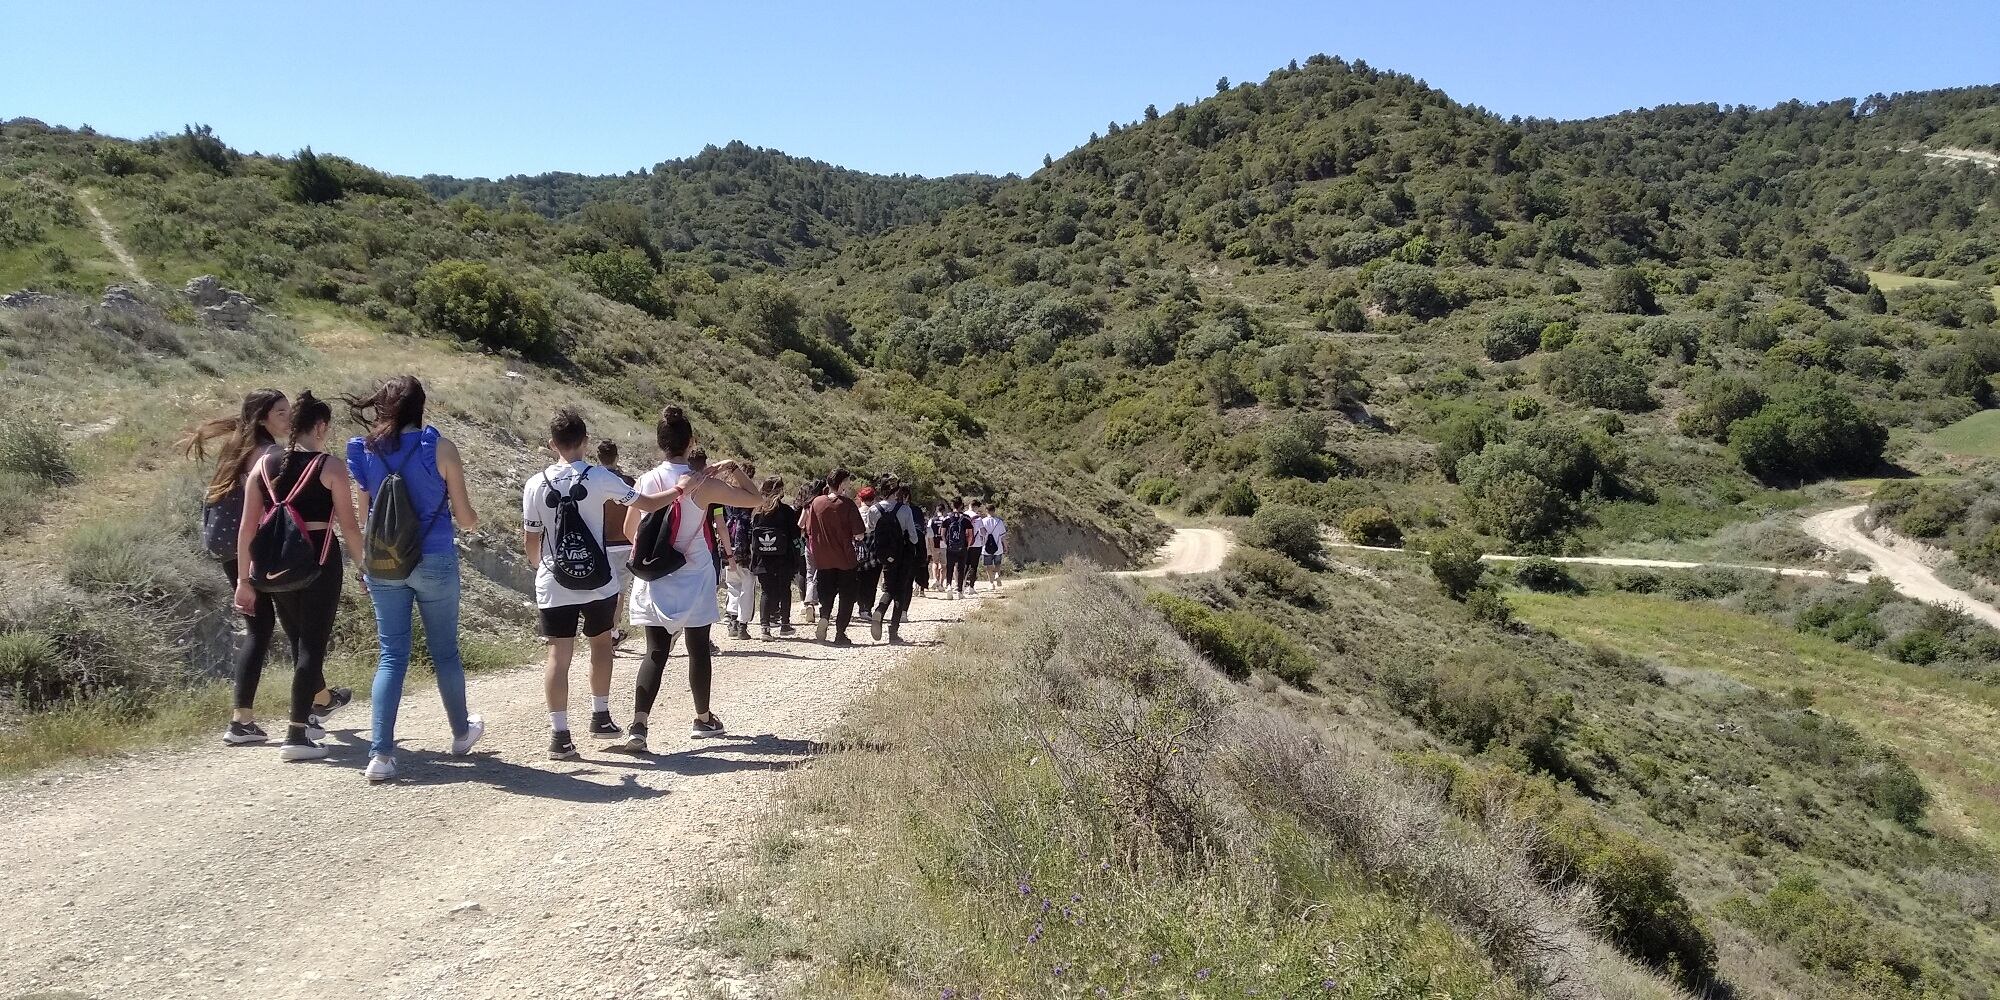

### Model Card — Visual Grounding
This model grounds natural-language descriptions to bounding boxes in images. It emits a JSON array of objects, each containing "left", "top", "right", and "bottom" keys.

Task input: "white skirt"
[{"left": 627, "top": 554, "right": 721, "bottom": 631}]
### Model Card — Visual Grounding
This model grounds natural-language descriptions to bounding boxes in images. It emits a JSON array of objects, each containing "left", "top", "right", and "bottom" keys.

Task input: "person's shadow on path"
[{"left": 322, "top": 731, "right": 824, "bottom": 796}]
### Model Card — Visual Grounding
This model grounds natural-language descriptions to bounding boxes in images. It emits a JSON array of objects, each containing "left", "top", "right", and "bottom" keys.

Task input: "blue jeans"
[{"left": 367, "top": 552, "right": 470, "bottom": 758}]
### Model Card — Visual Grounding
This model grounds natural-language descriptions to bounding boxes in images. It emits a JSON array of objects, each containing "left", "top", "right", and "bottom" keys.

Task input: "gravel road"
[
  {"left": 1802, "top": 504, "right": 2000, "bottom": 629},
  {"left": 0, "top": 530, "right": 1226, "bottom": 1000}
]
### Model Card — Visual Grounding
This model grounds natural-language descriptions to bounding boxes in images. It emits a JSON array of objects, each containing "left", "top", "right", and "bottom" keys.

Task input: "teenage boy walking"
[
  {"left": 799, "top": 468, "right": 866, "bottom": 644},
  {"left": 977, "top": 501, "right": 1008, "bottom": 590},
  {"left": 523, "top": 409, "right": 681, "bottom": 760}
]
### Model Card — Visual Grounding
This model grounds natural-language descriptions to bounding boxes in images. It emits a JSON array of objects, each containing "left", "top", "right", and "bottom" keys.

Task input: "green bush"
[
  {"left": 1887, "top": 628, "right": 1945, "bottom": 665},
  {"left": 1482, "top": 309, "right": 1543, "bottom": 362},
  {"left": 412, "top": 259, "right": 557, "bottom": 354},
  {"left": 0, "top": 419, "right": 77, "bottom": 486},
  {"left": 1726, "top": 869, "right": 1936, "bottom": 993},
  {"left": 1603, "top": 267, "right": 1658, "bottom": 313},
  {"left": 64, "top": 520, "right": 206, "bottom": 602},
  {"left": 1213, "top": 476, "right": 1259, "bottom": 516},
  {"left": 0, "top": 630, "right": 61, "bottom": 705},
  {"left": 1427, "top": 530, "right": 1486, "bottom": 599},
  {"left": 1223, "top": 547, "right": 1318, "bottom": 606},
  {"left": 1860, "top": 755, "right": 1930, "bottom": 827},
  {"left": 1134, "top": 476, "right": 1181, "bottom": 506},
  {"left": 1338, "top": 505, "right": 1401, "bottom": 547},
  {"left": 1465, "top": 586, "right": 1513, "bottom": 626},
  {"left": 1728, "top": 376, "right": 1887, "bottom": 484},
  {"left": 1259, "top": 414, "right": 1327, "bottom": 479},
  {"left": 1542, "top": 344, "right": 1655, "bottom": 412},
  {"left": 1144, "top": 591, "right": 1315, "bottom": 687},
  {"left": 1242, "top": 503, "right": 1325, "bottom": 565},
  {"left": 1512, "top": 556, "right": 1577, "bottom": 593},
  {"left": 568, "top": 248, "right": 669, "bottom": 317}
]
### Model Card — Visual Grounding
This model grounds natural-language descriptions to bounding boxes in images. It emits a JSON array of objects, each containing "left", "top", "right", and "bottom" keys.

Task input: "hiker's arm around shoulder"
[
  {"left": 435, "top": 437, "right": 479, "bottom": 533},
  {"left": 684, "top": 466, "right": 763, "bottom": 509},
  {"left": 320, "top": 459, "right": 369, "bottom": 585}
]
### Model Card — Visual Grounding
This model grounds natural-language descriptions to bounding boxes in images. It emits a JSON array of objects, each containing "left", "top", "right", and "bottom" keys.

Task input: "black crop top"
[{"left": 259, "top": 450, "right": 336, "bottom": 524}]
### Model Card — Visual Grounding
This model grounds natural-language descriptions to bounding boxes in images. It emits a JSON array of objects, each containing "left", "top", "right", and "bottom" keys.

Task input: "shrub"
[
  {"left": 1542, "top": 345, "right": 1655, "bottom": 412},
  {"left": 1482, "top": 309, "right": 1543, "bottom": 362},
  {"left": 1213, "top": 477, "right": 1259, "bottom": 516},
  {"left": 1677, "top": 374, "right": 1765, "bottom": 441},
  {"left": 412, "top": 259, "right": 557, "bottom": 354},
  {"left": 0, "top": 630, "right": 61, "bottom": 705},
  {"left": 1465, "top": 586, "right": 1513, "bottom": 626},
  {"left": 1728, "top": 376, "right": 1886, "bottom": 484},
  {"left": 1860, "top": 755, "right": 1930, "bottom": 827},
  {"left": 1427, "top": 530, "right": 1487, "bottom": 599},
  {"left": 1328, "top": 297, "right": 1366, "bottom": 332},
  {"left": 64, "top": 520, "right": 204, "bottom": 601},
  {"left": 1539, "top": 320, "right": 1576, "bottom": 352},
  {"left": 1134, "top": 477, "right": 1180, "bottom": 506},
  {"left": 1223, "top": 547, "right": 1318, "bottom": 606},
  {"left": 1339, "top": 505, "right": 1401, "bottom": 547},
  {"left": 1242, "top": 503, "right": 1324, "bottom": 565},
  {"left": 279, "top": 147, "right": 343, "bottom": 204},
  {"left": 0, "top": 419, "right": 77, "bottom": 486},
  {"left": 1887, "top": 628, "right": 1945, "bottom": 665},
  {"left": 1512, "top": 556, "right": 1577, "bottom": 593},
  {"left": 1259, "top": 414, "right": 1327, "bottom": 479},
  {"left": 1143, "top": 592, "right": 1313, "bottom": 686},
  {"left": 568, "top": 248, "right": 669, "bottom": 317},
  {"left": 1603, "top": 267, "right": 1657, "bottom": 313},
  {"left": 1727, "top": 869, "right": 1934, "bottom": 991}
]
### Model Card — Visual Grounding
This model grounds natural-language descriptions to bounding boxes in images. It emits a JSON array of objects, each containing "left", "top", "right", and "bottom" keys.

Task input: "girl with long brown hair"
[
  {"left": 183, "top": 390, "right": 354, "bottom": 745},
  {"left": 748, "top": 475, "right": 800, "bottom": 639}
]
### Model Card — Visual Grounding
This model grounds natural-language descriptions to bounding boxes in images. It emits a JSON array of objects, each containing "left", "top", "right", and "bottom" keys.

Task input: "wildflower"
[
  {"left": 1149, "top": 953, "right": 1163, "bottom": 966},
  {"left": 1053, "top": 965, "right": 1067, "bottom": 977},
  {"left": 1197, "top": 968, "right": 1212, "bottom": 981},
  {"left": 941, "top": 991, "right": 955, "bottom": 1000},
  {"left": 1027, "top": 921, "right": 1043, "bottom": 945},
  {"left": 1321, "top": 978, "right": 1339, "bottom": 992},
  {"left": 1018, "top": 879, "right": 1032, "bottom": 897}
]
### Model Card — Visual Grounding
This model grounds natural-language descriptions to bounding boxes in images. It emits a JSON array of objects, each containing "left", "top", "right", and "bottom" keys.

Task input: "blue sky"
[{"left": 6, "top": 1, "right": 1997, "bottom": 180}]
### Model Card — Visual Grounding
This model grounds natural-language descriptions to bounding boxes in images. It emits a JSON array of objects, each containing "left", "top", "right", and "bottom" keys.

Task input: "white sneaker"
[
  {"left": 451, "top": 714, "right": 486, "bottom": 756},
  {"left": 364, "top": 755, "right": 398, "bottom": 782},
  {"left": 279, "top": 741, "right": 329, "bottom": 761}
]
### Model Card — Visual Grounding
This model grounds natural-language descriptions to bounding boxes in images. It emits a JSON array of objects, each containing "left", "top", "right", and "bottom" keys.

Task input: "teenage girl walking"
[
  {"left": 617, "top": 405, "right": 764, "bottom": 753},
  {"left": 343, "top": 376, "right": 484, "bottom": 783},
  {"left": 232, "top": 392, "right": 367, "bottom": 761},
  {"left": 184, "top": 389, "right": 352, "bottom": 745},
  {"left": 748, "top": 476, "right": 801, "bottom": 638}
]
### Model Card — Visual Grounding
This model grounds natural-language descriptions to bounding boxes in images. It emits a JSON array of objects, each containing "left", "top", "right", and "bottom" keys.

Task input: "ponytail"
[{"left": 656, "top": 404, "right": 693, "bottom": 459}]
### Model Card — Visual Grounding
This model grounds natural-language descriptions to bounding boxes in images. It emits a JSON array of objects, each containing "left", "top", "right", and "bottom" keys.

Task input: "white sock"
[
  {"left": 550, "top": 711, "right": 569, "bottom": 732},
  {"left": 591, "top": 695, "right": 609, "bottom": 713}
]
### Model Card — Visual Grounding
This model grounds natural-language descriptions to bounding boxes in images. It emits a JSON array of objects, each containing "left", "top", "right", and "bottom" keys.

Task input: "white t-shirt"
[
  {"left": 627, "top": 461, "right": 722, "bottom": 631},
  {"left": 522, "top": 460, "right": 637, "bottom": 609},
  {"left": 976, "top": 514, "right": 1007, "bottom": 554}
]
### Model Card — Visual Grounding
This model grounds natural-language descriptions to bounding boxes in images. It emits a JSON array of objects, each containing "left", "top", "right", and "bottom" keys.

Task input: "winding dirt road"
[
  {"left": 1802, "top": 505, "right": 2000, "bottom": 630},
  {"left": 0, "top": 529, "right": 1228, "bottom": 1000}
]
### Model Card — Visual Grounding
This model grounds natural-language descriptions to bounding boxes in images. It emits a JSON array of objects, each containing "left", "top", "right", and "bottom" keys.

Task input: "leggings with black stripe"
[{"left": 635, "top": 624, "right": 713, "bottom": 718}]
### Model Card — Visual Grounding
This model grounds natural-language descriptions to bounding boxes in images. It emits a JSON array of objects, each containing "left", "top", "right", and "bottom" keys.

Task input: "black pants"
[
  {"left": 222, "top": 559, "right": 276, "bottom": 711},
  {"left": 874, "top": 559, "right": 916, "bottom": 636},
  {"left": 267, "top": 551, "right": 343, "bottom": 728},
  {"left": 948, "top": 550, "right": 976, "bottom": 591},
  {"left": 636, "top": 624, "right": 713, "bottom": 718},
  {"left": 756, "top": 569, "right": 793, "bottom": 627},
  {"left": 815, "top": 566, "right": 856, "bottom": 637}
]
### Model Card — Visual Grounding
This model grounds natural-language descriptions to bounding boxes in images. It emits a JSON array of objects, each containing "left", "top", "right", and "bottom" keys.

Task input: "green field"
[
  {"left": 1513, "top": 590, "right": 2000, "bottom": 851},
  {"left": 1926, "top": 409, "right": 2000, "bottom": 460},
  {"left": 1868, "top": 268, "right": 2000, "bottom": 305}
]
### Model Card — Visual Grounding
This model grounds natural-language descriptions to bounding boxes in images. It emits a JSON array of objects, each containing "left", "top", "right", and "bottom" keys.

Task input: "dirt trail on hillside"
[
  {"left": 1803, "top": 505, "right": 2000, "bottom": 630},
  {"left": 1329, "top": 539, "right": 1870, "bottom": 583},
  {"left": 0, "top": 529, "right": 1225, "bottom": 1000},
  {"left": 76, "top": 188, "right": 149, "bottom": 288}
]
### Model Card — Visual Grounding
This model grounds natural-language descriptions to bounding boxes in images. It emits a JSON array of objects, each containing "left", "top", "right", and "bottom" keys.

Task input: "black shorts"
[{"left": 538, "top": 595, "right": 618, "bottom": 639}]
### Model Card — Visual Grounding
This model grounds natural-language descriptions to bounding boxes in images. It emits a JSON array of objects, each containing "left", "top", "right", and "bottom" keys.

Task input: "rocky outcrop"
[
  {"left": 183, "top": 275, "right": 256, "bottom": 327},
  {"left": 99, "top": 284, "right": 148, "bottom": 313},
  {"left": 0, "top": 290, "right": 57, "bottom": 309}
]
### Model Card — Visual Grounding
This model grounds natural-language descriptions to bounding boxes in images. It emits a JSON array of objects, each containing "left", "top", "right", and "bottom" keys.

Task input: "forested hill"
[
  {"left": 792, "top": 56, "right": 2000, "bottom": 555},
  {"left": 418, "top": 140, "right": 1006, "bottom": 268}
]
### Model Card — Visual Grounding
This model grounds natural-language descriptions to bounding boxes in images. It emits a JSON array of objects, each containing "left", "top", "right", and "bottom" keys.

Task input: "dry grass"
[{"left": 726, "top": 573, "right": 1690, "bottom": 999}]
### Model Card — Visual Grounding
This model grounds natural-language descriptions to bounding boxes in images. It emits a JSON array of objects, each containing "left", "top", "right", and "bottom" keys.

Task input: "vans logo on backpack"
[{"left": 542, "top": 466, "right": 612, "bottom": 591}]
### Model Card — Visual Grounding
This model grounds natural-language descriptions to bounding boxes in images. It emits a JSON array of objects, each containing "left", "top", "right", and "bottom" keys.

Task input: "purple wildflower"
[{"left": 1197, "top": 968, "right": 1212, "bottom": 981}]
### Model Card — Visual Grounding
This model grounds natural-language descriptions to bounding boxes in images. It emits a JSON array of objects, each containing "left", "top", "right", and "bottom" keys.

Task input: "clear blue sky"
[{"left": 7, "top": 0, "right": 1997, "bottom": 180}]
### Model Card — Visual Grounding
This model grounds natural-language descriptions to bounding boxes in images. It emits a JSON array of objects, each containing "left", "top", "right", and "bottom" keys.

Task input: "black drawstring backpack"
[{"left": 541, "top": 466, "right": 612, "bottom": 591}]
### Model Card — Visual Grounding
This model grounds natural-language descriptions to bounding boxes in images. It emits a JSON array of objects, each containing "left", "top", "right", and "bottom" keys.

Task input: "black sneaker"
[
  {"left": 222, "top": 721, "right": 268, "bottom": 745},
  {"left": 689, "top": 715, "right": 727, "bottom": 739},
  {"left": 870, "top": 607, "right": 886, "bottom": 641},
  {"left": 832, "top": 634, "right": 854, "bottom": 647},
  {"left": 779, "top": 624, "right": 797, "bottom": 636},
  {"left": 549, "top": 730, "right": 579, "bottom": 760},
  {"left": 588, "top": 711, "right": 623, "bottom": 738},
  {"left": 608, "top": 722, "right": 649, "bottom": 755},
  {"left": 308, "top": 687, "right": 353, "bottom": 726}
]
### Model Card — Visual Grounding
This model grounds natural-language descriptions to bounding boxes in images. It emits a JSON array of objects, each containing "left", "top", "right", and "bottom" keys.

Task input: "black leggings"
[
  {"left": 222, "top": 560, "right": 277, "bottom": 710},
  {"left": 756, "top": 570, "right": 792, "bottom": 626},
  {"left": 267, "top": 551, "right": 343, "bottom": 728},
  {"left": 636, "top": 624, "right": 714, "bottom": 718}
]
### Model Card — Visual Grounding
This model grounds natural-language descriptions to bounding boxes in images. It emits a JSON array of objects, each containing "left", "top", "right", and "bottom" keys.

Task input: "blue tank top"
[{"left": 345, "top": 427, "right": 455, "bottom": 555}]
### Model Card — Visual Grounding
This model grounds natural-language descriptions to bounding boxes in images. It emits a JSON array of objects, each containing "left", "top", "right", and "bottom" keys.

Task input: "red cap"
[{"left": 857, "top": 486, "right": 877, "bottom": 501}]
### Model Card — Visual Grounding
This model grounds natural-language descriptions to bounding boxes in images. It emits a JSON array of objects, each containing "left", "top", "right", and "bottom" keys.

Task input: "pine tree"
[
  {"left": 281, "top": 147, "right": 343, "bottom": 204},
  {"left": 1216, "top": 76, "right": 1230, "bottom": 93}
]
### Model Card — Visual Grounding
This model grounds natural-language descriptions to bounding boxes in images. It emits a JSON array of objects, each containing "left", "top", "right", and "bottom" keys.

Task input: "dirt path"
[
  {"left": 0, "top": 529, "right": 1226, "bottom": 1000},
  {"left": 1328, "top": 539, "right": 1869, "bottom": 583},
  {"left": 1802, "top": 505, "right": 2000, "bottom": 630},
  {"left": 1122, "top": 526, "right": 1231, "bottom": 578},
  {"left": 76, "top": 188, "right": 149, "bottom": 288}
]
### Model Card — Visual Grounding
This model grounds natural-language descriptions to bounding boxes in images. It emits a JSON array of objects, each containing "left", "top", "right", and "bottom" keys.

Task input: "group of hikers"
[{"left": 181, "top": 376, "right": 1009, "bottom": 781}]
